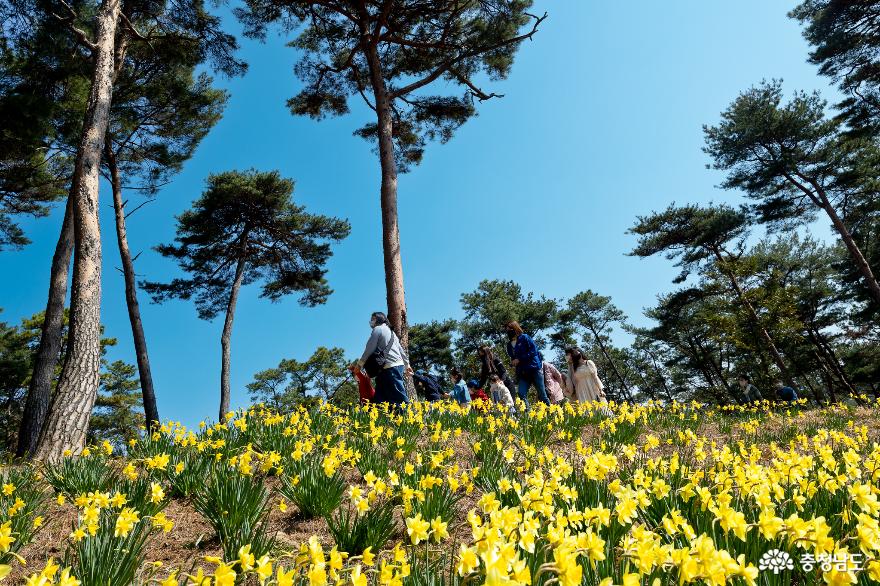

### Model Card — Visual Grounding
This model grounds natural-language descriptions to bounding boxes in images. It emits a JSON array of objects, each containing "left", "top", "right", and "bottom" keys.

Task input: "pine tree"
[
  {"left": 630, "top": 203, "right": 796, "bottom": 385},
  {"left": 234, "top": 0, "right": 545, "bottom": 362},
  {"left": 88, "top": 360, "right": 144, "bottom": 449},
  {"left": 143, "top": 170, "right": 349, "bottom": 420},
  {"left": 248, "top": 347, "right": 355, "bottom": 410},
  {"left": 703, "top": 81, "right": 880, "bottom": 312},
  {"left": 5, "top": 0, "right": 243, "bottom": 459},
  {"left": 559, "top": 291, "right": 633, "bottom": 401},
  {"left": 0, "top": 23, "right": 69, "bottom": 251},
  {"left": 792, "top": 0, "right": 880, "bottom": 136}
]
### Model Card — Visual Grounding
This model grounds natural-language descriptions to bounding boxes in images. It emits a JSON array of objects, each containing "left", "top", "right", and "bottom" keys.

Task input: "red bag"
[{"left": 353, "top": 367, "right": 375, "bottom": 403}]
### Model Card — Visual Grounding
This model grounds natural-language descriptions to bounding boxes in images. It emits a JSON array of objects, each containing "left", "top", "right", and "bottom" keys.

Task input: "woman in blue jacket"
[{"left": 505, "top": 321, "right": 550, "bottom": 405}]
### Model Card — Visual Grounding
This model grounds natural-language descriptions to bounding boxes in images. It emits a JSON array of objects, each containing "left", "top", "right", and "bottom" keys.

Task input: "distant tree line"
[
  {"left": 2, "top": 0, "right": 880, "bottom": 455},
  {"left": 402, "top": 0, "right": 880, "bottom": 404}
]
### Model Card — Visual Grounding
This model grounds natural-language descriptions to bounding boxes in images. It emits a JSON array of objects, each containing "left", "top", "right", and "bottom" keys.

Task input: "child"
[
  {"left": 449, "top": 370, "right": 470, "bottom": 406},
  {"left": 466, "top": 379, "right": 489, "bottom": 402},
  {"left": 488, "top": 374, "right": 516, "bottom": 411},
  {"left": 350, "top": 363, "right": 375, "bottom": 404}
]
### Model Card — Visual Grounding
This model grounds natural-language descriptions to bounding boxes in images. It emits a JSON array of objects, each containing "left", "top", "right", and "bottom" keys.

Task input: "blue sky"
[{"left": 1, "top": 1, "right": 839, "bottom": 426}]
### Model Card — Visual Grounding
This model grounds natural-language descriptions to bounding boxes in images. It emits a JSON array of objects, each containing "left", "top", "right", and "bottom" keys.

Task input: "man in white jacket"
[{"left": 357, "top": 312, "right": 412, "bottom": 404}]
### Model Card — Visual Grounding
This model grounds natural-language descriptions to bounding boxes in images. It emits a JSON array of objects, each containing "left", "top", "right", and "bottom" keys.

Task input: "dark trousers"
[
  {"left": 375, "top": 365, "right": 409, "bottom": 404},
  {"left": 517, "top": 368, "right": 550, "bottom": 405}
]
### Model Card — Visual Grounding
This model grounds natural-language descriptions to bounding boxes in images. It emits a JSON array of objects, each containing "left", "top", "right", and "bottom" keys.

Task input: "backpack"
[{"left": 363, "top": 328, "right": 397, "bottom": 378}]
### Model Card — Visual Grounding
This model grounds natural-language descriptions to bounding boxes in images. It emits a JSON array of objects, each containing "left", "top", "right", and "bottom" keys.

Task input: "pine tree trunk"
[
  {"left": 809, "top": 348, "right": 835, "bottom": 403},
  {"left": 34, "top": 0, "right": 120, "bottom": 462},
  {"left": 365, "top": 57, "right": 406, "bottom": 343},
  {"left": 219, "top": 252, "right": 247, "bottom": 421},
  {"left": 588, "top": 324, "right": 632, "bottom": 400},
  {"left": 685, "top": 337, "right": 727, "bottom": 404},
  {"left": 644, "top": 348, "right": 675, "bottom": 402},
  {"left": 824, "top": 200, "right": 880, "bottom": 306},
  {"left": 694, "top": 338, "right": 734, "bottom": 404},
  {"left": 16, "top": 197, "right": 74, "bottom": 458},
  {"left": 363, "top": 39, "right": 414, "bottom": 398},
  {"left": 711, "top": 247, "right": 794, "bottom": 384},
  {"left": 106, "top": 144, "right": 160, "bottom": 431},
  {"left": 812, "top": 328, "right": 856, "bottom": 398},
  {"left": 791, "top": 177, "right": 880, "bottom": 308},
  {"left": 702, "top": 342, "right": 736, "bottom": 397}
]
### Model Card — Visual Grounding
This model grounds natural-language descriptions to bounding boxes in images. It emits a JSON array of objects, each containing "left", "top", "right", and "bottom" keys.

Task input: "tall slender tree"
[
  {"left": 703, "top": 81, "right": 880, "bottom": 310},
  {"left": 234, "top": 0, "right": 545, "bottom": 358},
  {"left": 3, "top": 14, "right": 85, "bottom": 456},
  {"left": 630, "top": 203, "right": 796, "bottom": 384},
  {"left": 791, "top": 0, "right": 880, "bottom": 136},
  {"left": 30, "top": 0, "right": 123, "bottom": 461},
  {"left": 15, "top": 198, "right": 74, "bottom": 457},
  {"left": 143, "top": 170, "right": 349, "bottom": 421},
  {"left": 559, "top": 291, "right": 633, "bottom": 400},
  {"left": 6, "top": 0, "right": 243, "bottom": 458},
  {"left": 101, "top": 42, "right": 228, "bottom": 432}
]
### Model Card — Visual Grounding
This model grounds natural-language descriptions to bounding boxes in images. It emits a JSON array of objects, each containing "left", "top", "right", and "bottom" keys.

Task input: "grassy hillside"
[{"left": 2, "top": 398, "right": 880, "bottom": 585}]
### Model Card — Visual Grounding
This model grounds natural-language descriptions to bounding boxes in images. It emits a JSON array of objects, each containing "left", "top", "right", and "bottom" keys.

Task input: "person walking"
[
  {"left": 357, "top": 311, "right": 412, "bottom": 405},
  {"left": 505, "top": 321, "right": 550, "bottom": 405},
  {"left": 563, "top": 347, "right": 607, "bottom": 403},
  {"left": 543, "top": 361, "right": 566, "bottom": 404},
  {"left": 477, "top": 345, "right": 516, "bottom": 394}
]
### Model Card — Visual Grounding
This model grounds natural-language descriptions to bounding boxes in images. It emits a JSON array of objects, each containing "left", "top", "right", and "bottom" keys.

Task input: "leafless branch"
[
  {"left": 450, "top": 69, "right": 503, "bottom": 101},
  {"left": 125, "top": 198, "right": 156, "bottom": 219},
  {"left": 389, "top": 11, "right": 547, "bottom": 99},
  {"left": 50, "top": 10, "right": 98, "bottom": 52}
]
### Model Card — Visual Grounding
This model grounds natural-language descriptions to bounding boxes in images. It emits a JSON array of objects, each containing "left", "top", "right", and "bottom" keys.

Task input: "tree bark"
[
  {"left": 105, "top": 144, "right": 160, "bottom": 431},
  {"left": 787, "top": 173, "right": 880, "bottom": 309},
  {"left": 219, "top": 251, "right": 247, "bottom": 421},
  {"left": 16, "top": 197, "right": 74, "bottom": 458},
  {"left": 710, "top": 247, "right": 794, "bottom": 384},
  {"left": 809, "top": 348, "right": 836, "bottom": 403},
  {"left": 362, "top": 35, "right": 415, "bottom": 399},
  {"left": 363, "top": 46, "right": 407, "bottom": 338},
  {"left": 684, "top": 337, "right": 728, "bottom": 404},
  {"left": 694, "top": 338, "right": 735, "bottom": 404},
  {"left": 644, "top": 348, "right": 675, "bottom": 402},
  {"left": 822, "top": 198, "right": 880, "bottom": 306},
  {"left": 588, "top": 324, "right": 632, "bottom": 400},
  {"left": 813, "top": 328, "right": 856, "bottom": 397},
  {"left": 808, "top": 327, "right": 862, "bottom": 402},
  {"left": 34, "top": 0, "right": 120, "bottom": 462}
]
